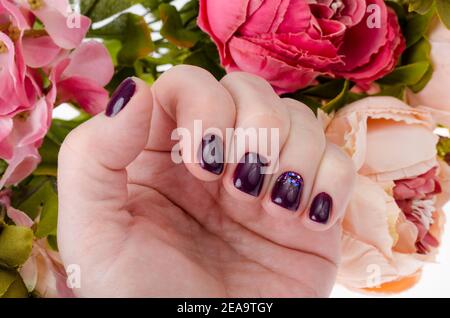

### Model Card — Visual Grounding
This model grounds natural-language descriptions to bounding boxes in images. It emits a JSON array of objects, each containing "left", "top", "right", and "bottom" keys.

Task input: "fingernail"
[
  {"left": 309, "top": 193, "right": 333, "bottom": 224},
  {"left": 198, "top": 134, "right": 224, "bottom": 175},
  {"left": 271, "top": 172, "right": 304, "bottom": 211},
  {"left": 106, "top": 78, "right": 136, "bottom": 117},
  {"left": 233, "top": 153, "right": 266, "bottom": 197}
]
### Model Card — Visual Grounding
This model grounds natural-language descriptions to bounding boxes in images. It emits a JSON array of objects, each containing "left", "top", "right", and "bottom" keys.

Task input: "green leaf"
[
  {"left": 403, "top": 37, "right": 432, "bottom": 64},
  {"left": 0, "top": 225, "right": 33, "bottom": 268},
  {"left": 184, "top": 51, "right": 226, "bottom": 80},
  {"left": 0, "top": 268, "right": 15, "bottom": 296},
  {"left": 408, "top": 0, "right": 436, "bottom": 14},
  {"left": 91, "top": 13, "right": 154, "bottom": 66},
  {"left": 104, "top": 39, "right": 123, "bottom": 67},
  {"left": 160, "top": 4, "right": 201, "bottom": 48},
  {"left": 395, "top": 37, "right": 435, "bottom": 92},
  {"left": 376, "top": 84, "right": 406, "bottom": 99},
  {"left": 292, "top": 95, "right": 322, "bottom": 113},
  {"left": 13, "top": 176, "right": 58, "bottom": 238},
  {"left": 82, "top": 0, "right": 143, "bottom": 22},
  {"left": 0, "top": 269, "right": 28, "bottom": 298},
  {"left": 438, "top": 136, "right": 450, "bottom": 158},
  {"left": 47, "top": 235, "right": 58, "bottom": 252},
  {"left": 322, "top": 80, "right": 350, "bottom": 113},
  {"left": 409, "top": 63, "right": 434, "bottom": 92},
  {"left": 119, "top": 14, "right": 154, "bottom": 65},
  {"left": 378, "top": 61, "right": 430, "bottom": 86},
  {"left": 0, "top": 160, "right": 7, "bottom": 176},
  {"left": 404, "top": 6, "right": 435, "bottom": 47},
  {"left": 134, "top": 60, "right": 156, "bottom": 84},
  {"left": 301, "top": 79, "right": 348, "bottom": 99},
  {"left": 436, "top": 0, "right": 450, "bottom": 29}
]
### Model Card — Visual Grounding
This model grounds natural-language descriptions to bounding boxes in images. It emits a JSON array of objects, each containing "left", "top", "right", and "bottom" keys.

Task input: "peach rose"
[
  {"left": 325, "top": 96, "right": 449, "bottom": 292},
  {"left": 408, "top": 19, "right": 450, "bottom": 127}
]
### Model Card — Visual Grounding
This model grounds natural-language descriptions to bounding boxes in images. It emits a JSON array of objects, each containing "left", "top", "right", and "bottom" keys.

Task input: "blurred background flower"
[
  {"left": 0, "top": 0, "right": 113, "bottom": 188},
  {"left": 325, "top": 96, "right": 449, "bottom": 293}
]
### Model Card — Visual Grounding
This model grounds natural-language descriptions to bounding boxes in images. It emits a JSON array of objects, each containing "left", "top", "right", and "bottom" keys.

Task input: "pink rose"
[
  {"left": 325, "top": 96, "right": 447, "bottom": 292},
  {"left": 198, "top": 0, "right": 405, "bottom": 93},
  {"left": 394, "top": 168, "right": 442, "bottom": 255},
  {"left": 408, "top": 19, "right": 450, "bottom": 127}
]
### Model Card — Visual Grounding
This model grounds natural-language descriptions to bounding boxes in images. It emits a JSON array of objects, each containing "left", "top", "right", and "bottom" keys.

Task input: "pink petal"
[
  {"left": 393, "top": 184, "right": 418, "bottom": 200},
  {"left": 337, "top": 9, "right": 405, "bottom": 84},
  {"left": 15, "top": 98, "right": 51, "bottom": 147},
  {"left": 44, "top": 0, "right": 71, "bottom": 14},
  {"left": 31, "top": 2, "right": 91, "bottom": 49},
  {"left": 277, "top": 0, "right": 311, "bottom": 33},
  {"left": 22, "top": 36, "right": 61, "bottom": 68},
  {"left": 19, "top": 255, "right": 38, "bottom": 292},
  {"left": 338, "top": 0, "right": 367, "bottom": 27},
  {"left": 0, "top": 145, "right": 41, "bottom": 188},
  {"left": 198, "top": 0, "right": 250, "bottom": 64},
  {"left": 48, "top": 58, "right": 71, "bottom": 104},
  {"left": 228, "top": 36, "right": 319, "bottom": 94},
  {"left": 239, "top": 0, "right": 287, "bottom": 36},
  {"left": 336, "top": 0, "right": 388, "bottom": 71},
  {"left": 7, "top": 207, "right": 34, "bottom": 228},
  {"left": 62, "top": 41, "right": 114, "bottom": 87},
  {"left": 57, "top": 76, "right": 110, "bottom": 114},
  {"left": 0, "top": 0, "right": 30, "bottom": 29}
]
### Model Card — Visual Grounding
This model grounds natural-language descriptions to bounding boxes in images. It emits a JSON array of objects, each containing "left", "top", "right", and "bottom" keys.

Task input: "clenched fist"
[{"left": 57, "top": 65, "right": 356, "bottom": 297}]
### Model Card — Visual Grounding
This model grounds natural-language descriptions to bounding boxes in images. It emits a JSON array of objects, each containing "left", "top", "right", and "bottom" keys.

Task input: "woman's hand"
[{"left": 57, "top": 65, "right": 356, "bottom": 297}]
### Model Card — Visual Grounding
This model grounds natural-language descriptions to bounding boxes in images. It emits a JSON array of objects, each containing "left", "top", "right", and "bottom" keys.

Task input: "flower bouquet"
[{"left": 0, "top": 0, "right": 450, "bottom": 297}]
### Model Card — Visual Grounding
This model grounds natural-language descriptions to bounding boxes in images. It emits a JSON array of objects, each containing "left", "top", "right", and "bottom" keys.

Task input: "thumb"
[{"left": 57, "top": 77, "right": 153, "bottom": 261}]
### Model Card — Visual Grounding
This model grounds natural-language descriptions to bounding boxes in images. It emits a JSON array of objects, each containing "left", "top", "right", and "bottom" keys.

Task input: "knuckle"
[
  {"left": 328, "top": 144, "right": 357, "bottom": 183},
  {"left": 283, "top": 98, "right": 316, "bottom": 119},
  {"left": 165, "top": 64, "right": 218, "bottom": 85},
  {"left": 221, "top": 71, "right": 275, "bottom": 94}
]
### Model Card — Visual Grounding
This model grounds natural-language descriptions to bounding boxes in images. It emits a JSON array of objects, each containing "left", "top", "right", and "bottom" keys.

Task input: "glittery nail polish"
[
  {"left": 271, "top": 172, "right": 304, "bottom": 211},
  {"left": 106, "top": 78, "right": 136, "bottom": 117}
]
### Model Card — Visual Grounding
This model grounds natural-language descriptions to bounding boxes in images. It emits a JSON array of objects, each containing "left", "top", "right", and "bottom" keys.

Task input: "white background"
[{"left": 65, "top": 0, "right": 450, "bottom": 298}]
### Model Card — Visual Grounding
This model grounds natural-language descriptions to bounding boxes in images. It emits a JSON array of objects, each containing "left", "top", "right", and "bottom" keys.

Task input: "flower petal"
[
  {"left": 57, "top": 76, "right": 110, "bottom": 114},
  {"left": 30, "top": 1, "right": 91, "bottom": 49},
  {"left": 62, "top": 41, "right": 114, "bottom": 87},
  {"left": 21, "top": 36, "right": 61, "bottom": 68}
]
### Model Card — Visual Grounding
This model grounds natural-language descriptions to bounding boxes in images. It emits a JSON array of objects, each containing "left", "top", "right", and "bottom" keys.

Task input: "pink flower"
[
  {"left": 22, "top": 0, "right": 91, "bottom": 50},
  {"left": 0, "top": 98, "right": 51, "bottom": 188},
  {"left": 324, "top": 96, "right": 446, "bottom": 292},
  {"left": 198, "top": 0, "right": 405, "bottom": 94},
  {"left": 0, "top": 0, "right": 113, "bottom": 187},
  {"left": 394, "top": 168, "right": 442, "bottom": 255},
  {"left": 1, "top": 192, "right": 74, "bottom": 298},
  {"left": 49, "top": 41, "right": 114, "bottom": 114}
]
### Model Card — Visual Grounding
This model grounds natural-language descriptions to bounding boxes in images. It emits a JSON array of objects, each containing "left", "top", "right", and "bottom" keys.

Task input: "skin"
[{"left": 57, "top": 65, "right": 356, "bottom": 298}]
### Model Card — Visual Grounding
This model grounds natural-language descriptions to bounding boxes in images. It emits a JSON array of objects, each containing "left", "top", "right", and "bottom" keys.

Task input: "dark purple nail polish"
[
  {"left": 271, "top": 172, "right": 304, "bottom": 211},
  {"left": 233, "top": 153, "right": 267, "bottom": 197},
  {"left": 309, "top": 193, "right": 333, "bottom": 224},
  {"left": 198, "top": 134, "right": 224, "bottom": 175},
  {"left": 106, "top": 78, "right": 136, "bottom": 117}
]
